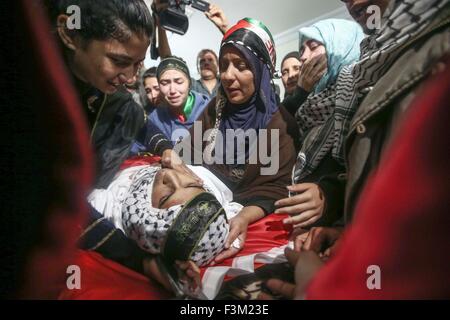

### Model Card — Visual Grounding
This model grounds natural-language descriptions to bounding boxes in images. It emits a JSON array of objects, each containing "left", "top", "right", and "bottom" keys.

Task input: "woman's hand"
[
  {"left": 258, "top": 247, "right": 323, "bottom": 300},
  {"left": 142, "top": 256, "right": 173, "bottom": 292},
  {"left": 176, "top": 260, "right": 202, "bottom": 294},
  {"left": 275, "top": 183, "right": 326, "bottom": 227},
  {"left": 213, "top": 214, "right": 249, "bottom": 263},
  {"left": 205, "top": 4, "right": 229, "bottom": 34},
  {"left": 298, "top": 227, "right": 343, "bottom": 261},
  {"left": 297, "top": 54, "right": 327, "bottom": 92},
  {"left": 214, "top": 206, "right": 264, "bottom": 263}
]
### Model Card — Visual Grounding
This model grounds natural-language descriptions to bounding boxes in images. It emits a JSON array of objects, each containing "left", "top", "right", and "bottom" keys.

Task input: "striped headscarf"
[{"left": 293, "top": 0, "right": 450, "bottom": 182}]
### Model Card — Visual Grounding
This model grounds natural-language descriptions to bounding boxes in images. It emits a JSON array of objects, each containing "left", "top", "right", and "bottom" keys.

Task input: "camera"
[{"left": 155, "top": 0, "right": 210, "bottom": 35}]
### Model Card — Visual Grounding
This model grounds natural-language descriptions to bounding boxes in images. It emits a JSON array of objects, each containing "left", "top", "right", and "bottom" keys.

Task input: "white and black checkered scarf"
[{"left": 293, "top": 0, "right": 450, "bottom": 182}]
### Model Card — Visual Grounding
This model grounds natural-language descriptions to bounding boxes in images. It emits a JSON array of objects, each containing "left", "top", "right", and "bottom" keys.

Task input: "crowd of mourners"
[{"left": 6, "top": 0, "right": 450, "bottom": 299}]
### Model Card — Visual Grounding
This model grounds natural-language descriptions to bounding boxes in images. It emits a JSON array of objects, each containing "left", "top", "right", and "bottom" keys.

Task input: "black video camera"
[{"left": 156, "top": 0, "right": 210, "bottom": 35}]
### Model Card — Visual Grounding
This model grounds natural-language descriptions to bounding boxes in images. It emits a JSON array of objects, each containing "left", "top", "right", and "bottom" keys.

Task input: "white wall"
[
  {"left": 273, "top": 7, "right": 352, "bottom": 98},
  {"left": 142, "top": 1, "right": 352, "bottom": 99}
]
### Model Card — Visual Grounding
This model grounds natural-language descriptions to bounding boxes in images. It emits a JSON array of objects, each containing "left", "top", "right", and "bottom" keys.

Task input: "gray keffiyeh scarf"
[{"left": 293, "top": 0, "right": 450, "bottom": 182}]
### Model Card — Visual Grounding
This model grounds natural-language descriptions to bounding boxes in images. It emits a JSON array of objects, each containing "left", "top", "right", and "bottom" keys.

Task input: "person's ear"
[{"left": 56, "top": 14, "right": 77, "bottom": 51}]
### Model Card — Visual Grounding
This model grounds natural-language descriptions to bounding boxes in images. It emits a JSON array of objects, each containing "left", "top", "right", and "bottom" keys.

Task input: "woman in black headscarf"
[{"left": 185, "top": 18, "right": 299, "bottom": 262}]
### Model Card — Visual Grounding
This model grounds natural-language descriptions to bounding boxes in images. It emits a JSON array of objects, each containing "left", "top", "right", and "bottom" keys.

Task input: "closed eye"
[{"left": 159, "top": 185, "right": 203, "bottom": 207}]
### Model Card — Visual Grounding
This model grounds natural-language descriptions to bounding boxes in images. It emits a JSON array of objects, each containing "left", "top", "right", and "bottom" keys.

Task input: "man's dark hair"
[
  {"left": 45, "top": 0, "right": 154, "bottom": 43},
  {"left": 142, "top": 67, "right": 157, "bottom": 83}
]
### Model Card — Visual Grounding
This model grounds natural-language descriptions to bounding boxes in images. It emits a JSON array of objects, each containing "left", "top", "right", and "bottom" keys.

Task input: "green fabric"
[{"left": 183, "top": 92, "right": 195, "bottom": 119}]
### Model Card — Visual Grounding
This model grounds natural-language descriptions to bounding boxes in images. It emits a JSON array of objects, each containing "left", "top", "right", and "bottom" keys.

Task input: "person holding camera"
[
  {"left": 45, "top": 0, "right": 198, "bottom": 278},
  {"left": 153, "top": 1, "right": 230, "bottom": 99}
]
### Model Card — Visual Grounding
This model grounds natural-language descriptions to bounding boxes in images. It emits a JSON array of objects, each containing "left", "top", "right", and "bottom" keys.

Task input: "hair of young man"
[{"left": 45, "top": 0, "right": 154, "bottom": 45}]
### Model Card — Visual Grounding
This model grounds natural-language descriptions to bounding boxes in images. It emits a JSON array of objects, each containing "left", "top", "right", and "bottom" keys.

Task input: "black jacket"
[
  {"left": 81, "top": 84, "right": 172, "bottom": 188},
  {"left": 75, "top": 81, "right": 172, "bottom": 274}
]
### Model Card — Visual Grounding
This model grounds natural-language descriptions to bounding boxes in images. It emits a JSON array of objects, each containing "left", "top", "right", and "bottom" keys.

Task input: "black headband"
[
  {"left": 161, "top": 192, "right": 227, "bottom": 265},
  {"left": 157, "top": 56, "right": 191, "bottom": 82}
]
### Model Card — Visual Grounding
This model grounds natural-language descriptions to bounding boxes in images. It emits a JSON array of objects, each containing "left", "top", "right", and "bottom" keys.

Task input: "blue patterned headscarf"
[{"left": 298, "top": 18, "right": 365, "bottom": 94}]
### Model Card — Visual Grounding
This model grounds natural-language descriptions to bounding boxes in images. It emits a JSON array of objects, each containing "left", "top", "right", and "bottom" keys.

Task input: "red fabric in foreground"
[
  {"left": 59, "top": 214, "right": 290, "bottom": 300},
  {"left": 18, "top": 0, "right": 93, "bottom": 298},
  {"left": 306, "top": 67, "right": 450, "bottom": 299}
]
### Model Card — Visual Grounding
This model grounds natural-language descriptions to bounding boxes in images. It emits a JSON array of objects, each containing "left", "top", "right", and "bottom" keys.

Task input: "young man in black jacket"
[{"left": 45, "top": 0, "right": 194, "bottom": 277}]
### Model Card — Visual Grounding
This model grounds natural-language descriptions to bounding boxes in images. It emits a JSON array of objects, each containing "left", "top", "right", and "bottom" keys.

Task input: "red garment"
[
  {"left": 177, "top": 114, "right": 186, "bottom": 123},
  {"left": 59, "top": 214, "right": 291, "bottom": 300},
  {"left": 306, "top": 67, "right": 450, "bottom": 299},
  {"left": 120, "top": 155, "right": 162, "bottom": 170},
  {"left": 16, "top": 0, "right": 93, "bottom": 298}
]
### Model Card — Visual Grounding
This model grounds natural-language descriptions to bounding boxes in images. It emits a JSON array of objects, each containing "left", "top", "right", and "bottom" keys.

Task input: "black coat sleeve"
[
  {"left": 282, "top": 86, "right": 310, "bottom": 117},
  {"left": 79, "top": 207, "right": 150, "bottom": 274},
  {"left": 92, "top": 92, "right": 145, "bottom": 188},
  {"left": 141, "top": 118, "right": 173, "bottom": 155}
]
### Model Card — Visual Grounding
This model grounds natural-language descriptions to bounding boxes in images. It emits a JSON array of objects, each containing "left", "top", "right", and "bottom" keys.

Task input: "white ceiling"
[{"left": 144, "top": 0, "right": 346, "bottom": 77}]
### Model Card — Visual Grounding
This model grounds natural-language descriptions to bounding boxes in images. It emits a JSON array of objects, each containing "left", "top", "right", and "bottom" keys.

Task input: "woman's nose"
[{"left": 222, "top": 65, "right": 235, "bottom": 82}]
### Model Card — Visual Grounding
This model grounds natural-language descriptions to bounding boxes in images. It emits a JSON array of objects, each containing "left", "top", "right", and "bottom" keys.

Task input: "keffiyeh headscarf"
[
  {"left": 298, "top": 18, "right": 365, "bottom": 94},
  {"left": 204, "top": 18, "right": 279, "bottom": 166},
  {"left": 293, "top": 0, "right": 450, "bottom": 182},
  {"left": 121, "top": 166, "right": 229, "bottom": 266}
]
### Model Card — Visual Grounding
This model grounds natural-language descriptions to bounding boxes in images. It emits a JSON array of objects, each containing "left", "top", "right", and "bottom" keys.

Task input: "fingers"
[
  {"left": 284, "top": 247, "right": 300, "bottom": 266},
  {"left": 294, "top": 234, "right": 305, "bottom": 252},
  {"left": 205, "top": 4, "right": 223, "bottom": 21},
  {"left": 293, "top": 251, "right": 324, "bottom": 298},
  {"left": 207, "top": 4, "right": 220, "bottom": 15},
  {"left": 287, "top": 183, "right": 313, "bottom": 193},
  {"left": 276, "top": 204, "right": 315, "bottom": 218},
  {"left": 274, "top": 192, "right": 311, "bottom": 208},
  {"left": 225, "top": 225, "right": 240, "bottom": 249},
  {"left": 282, "top": 209, "right": 318, "bottom": 225},
  {"left": 292, "top": 228, "right": 309, "bottom": 252},
  {"left": 214, "top": 247, "right": 240, "bottom": 263},
  {"left": 313, "top": 57, "right": 328, "bottom": 81},
  {"left": 302, "top": 54, "right": 326, "bottom": 79},
  {"left": 176, "top": 261, "right": 202, "bottom": 291},
  {"left": 264, "top": 279, "right": 295, "bottom": 299},
  {"left": 294, "top": 214, "right": 320, "bottom": 229},
  {"left": 326, "top": 238, "right": 341, "bottom": 259},
  {"left": 302, "top": 227, "right": 327, "bottom": 253},
  {"left": 257, "top": 292, "right": 275, "bottom": 300}
]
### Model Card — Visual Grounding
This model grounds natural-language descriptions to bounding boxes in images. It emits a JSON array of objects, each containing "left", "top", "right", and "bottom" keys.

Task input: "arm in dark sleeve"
[
  {"left": 94, "top": 97, "right": 145, "bottom": 188},
  {"left": 79, "top": 207, "right": 150, "bottom": 274},
  {"left": 281, "top": 86, "right": 310, "bottom": 117},
  {"left": 240, "top": 196, "right": 275, "bottom": 216},
  {"left": 142, "top": 118, "right": 173, "bottom": 155},
  {"left": 315, "top": 171, "right": 346, "bottom": 227}
]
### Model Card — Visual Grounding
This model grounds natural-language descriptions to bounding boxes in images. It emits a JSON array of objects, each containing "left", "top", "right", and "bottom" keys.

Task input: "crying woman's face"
[{"left": 151, "top": 168, "right": 205, "bottom": 209}]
